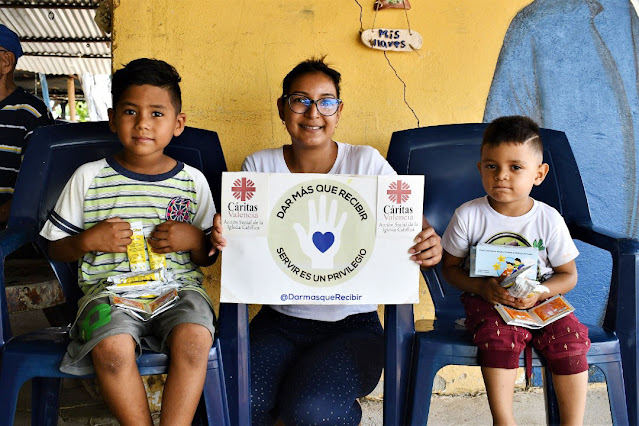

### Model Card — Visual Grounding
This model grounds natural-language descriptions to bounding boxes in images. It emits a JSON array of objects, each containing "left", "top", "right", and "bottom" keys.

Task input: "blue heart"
[{"left": 312, "top": 232, "right": 335, "bottom": 253}]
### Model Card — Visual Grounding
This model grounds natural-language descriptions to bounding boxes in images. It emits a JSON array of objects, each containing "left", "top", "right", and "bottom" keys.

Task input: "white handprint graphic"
[{"left": 294, "top": 195, "right": 347, "bottom": 269}]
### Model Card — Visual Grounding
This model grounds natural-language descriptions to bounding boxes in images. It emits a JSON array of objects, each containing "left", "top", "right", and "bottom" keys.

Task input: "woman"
[{"left": 212, "top": 57, "right": 442, "bottom": 425}]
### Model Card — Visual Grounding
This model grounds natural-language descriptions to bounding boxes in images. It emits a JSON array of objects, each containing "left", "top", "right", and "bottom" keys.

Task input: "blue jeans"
[{"left": 250, "top": 306, "right": 383, "bottom": 425}]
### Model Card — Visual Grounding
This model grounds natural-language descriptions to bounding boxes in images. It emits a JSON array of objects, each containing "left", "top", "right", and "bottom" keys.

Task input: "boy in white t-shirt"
[{"left": 441, "top": 116, "right": 590, "bottom": 424}]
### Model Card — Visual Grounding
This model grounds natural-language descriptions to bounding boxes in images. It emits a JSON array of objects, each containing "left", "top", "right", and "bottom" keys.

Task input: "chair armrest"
[
  {"left": 569, "top": 223, "right": 639, "bottom": 255},
  {"left": 569, "top": 223, "right": 639, "bottom": 332},
  {"left": 0, "top": 224, "right": 36, "bottom": 261},
  {"left": 218, "top": 303, "right": 250, "bottom": 426},
  {"left": 383, "top": 304, "right": 415, "bottom": 424},
  {"left": 217, "top": 303, "right": 249, "bottom": 348}
]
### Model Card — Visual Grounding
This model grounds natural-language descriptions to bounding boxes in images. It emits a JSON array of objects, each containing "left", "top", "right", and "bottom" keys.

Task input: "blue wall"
[{"left": 484, "top": 0, "right": 637, "bottom": 327}]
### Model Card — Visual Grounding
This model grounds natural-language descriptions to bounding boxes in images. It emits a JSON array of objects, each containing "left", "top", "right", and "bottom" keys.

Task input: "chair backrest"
[
  {"left": 9, "top": 121, "right": 227, "bottom": 311},
  {"left": 386, "top": 123, "right": 593, "bottom": 320}
]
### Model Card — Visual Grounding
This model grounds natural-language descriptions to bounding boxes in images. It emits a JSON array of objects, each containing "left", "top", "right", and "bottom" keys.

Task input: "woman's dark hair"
[
  {"left": 112, "top": 58, "right": 182, "bottom": 112},
  {"left": 281, "top": 56, "right": 341, "bottom": 98}
]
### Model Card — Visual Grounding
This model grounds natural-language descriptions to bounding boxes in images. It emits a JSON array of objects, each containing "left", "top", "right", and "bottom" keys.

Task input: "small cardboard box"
[
  {"left": 110, "top": 288, "right": 179, "bottom": 317},
  {"left": 469, "top": 243, "right": 538, "bottom": 280}
]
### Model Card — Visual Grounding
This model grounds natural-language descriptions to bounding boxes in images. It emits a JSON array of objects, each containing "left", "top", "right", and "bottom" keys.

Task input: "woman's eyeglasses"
[{"left": 283, "top": 94, "right": 342, "bottom": 116}]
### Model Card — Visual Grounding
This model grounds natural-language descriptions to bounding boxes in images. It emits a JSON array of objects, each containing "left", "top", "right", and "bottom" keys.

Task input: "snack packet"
[
  {"left": 106, "top": 267, "right": 178, "bottom": 298},
  {"left": 127, "top": 221, "right": 148, "bottom": 271},
  {"left": 499, "top": 264, "right": 549, "bottom": 298},
  {"left": 144, "top": 227, "right": 166, "bottom": 270},
  {"left": 109, "top": 282, "right": 180, "bottom": 299},
  {"left": 107, "top": 267, "right": 167, "bottom": 286}
]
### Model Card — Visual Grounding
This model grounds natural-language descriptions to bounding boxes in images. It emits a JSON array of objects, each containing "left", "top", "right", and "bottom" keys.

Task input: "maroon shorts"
[{"left": 461, "top": 293, "right": 590, "bottom": 375}]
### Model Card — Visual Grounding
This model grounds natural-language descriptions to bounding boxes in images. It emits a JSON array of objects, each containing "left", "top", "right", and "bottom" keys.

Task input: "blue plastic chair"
[
  {"left": 383, "top": 124, "right": 637, "bottom": 425},
  {"left": 0, "top": 122, "right": 250, "bottom": 425}
]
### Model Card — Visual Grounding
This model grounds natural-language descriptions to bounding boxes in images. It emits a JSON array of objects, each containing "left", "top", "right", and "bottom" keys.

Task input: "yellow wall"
[{"left": 112, "top": 0, "right": 533, "bottom": 394}]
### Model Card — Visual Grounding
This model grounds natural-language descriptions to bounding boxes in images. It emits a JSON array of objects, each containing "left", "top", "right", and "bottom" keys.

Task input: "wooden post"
[{"left": 67, "top": 75, "right": 76, "bottom": 121}]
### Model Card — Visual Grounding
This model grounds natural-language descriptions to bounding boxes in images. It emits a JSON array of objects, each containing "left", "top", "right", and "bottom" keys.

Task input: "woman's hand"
[
  {"left": 409, "top": 220, "right": 442, "bottom": 268},
  {"left": 209, "top": 213, "right": 226, "bottom": 256}
]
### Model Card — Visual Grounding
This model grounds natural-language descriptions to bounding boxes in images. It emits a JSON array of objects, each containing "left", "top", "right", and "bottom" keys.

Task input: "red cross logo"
[
  {"left": 387, "top": 180, "right": 411, "bottom": 204},
  {"left": 232, "top": 177, "right": 256, "bottom": 201}
]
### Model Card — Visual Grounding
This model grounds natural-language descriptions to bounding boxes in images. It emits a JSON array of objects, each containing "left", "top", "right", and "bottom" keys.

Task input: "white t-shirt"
[
  {"left": 242, "top": 141, "right": 397, "bottom": 321},
  {"left": 441, "top": 196, "right": 579, "bottom": 281}
]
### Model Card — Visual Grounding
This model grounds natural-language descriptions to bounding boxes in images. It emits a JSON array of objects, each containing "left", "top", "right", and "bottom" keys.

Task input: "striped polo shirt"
[
  {"left": 40, "top": 157, "right": 216, "bottom": 298},
  {"left": 0, "top": 87, "right": 53, "bottom": 203}
]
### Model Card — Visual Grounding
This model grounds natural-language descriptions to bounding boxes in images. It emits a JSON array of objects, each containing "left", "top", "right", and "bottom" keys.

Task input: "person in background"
[{"left": 0, "top": 24, "right": 53, "bottom": 225}]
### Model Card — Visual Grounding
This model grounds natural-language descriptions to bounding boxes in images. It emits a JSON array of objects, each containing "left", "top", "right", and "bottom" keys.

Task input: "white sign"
[
  {"left": 360, "top": 28, "right": 423, "bottom": 52},
  {"left": 220, "top": 172, "right": 424, "bottom": 305}
]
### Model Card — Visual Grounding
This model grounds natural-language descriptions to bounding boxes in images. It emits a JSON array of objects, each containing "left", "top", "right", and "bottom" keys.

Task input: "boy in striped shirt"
[{"left": 40, "top": 58, "right": 216, "bottom": 425}]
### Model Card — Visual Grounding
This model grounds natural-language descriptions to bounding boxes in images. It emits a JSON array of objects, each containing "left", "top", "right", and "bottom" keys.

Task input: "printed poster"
[{"left": 220, "top": 172, "right": 424, "bottom": 304}]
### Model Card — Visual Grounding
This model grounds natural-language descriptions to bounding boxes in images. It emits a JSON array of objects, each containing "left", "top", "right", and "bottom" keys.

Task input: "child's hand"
[
  {"left": 148, "top": 221, "right": 204, "bottom": 254},
  {"left": 83, "top": 217, "right": 132, "bottom": 253},
  {"left": 511, "top": 293, "right": 541, "bottom": 310},
  {"left": 409, "top": 225, "right": 442, "bottom": 268},
  {"left": 479, "top": 277, "right": 516, "bottom": 306},
  {"left": 209, "top": 213, "right": 226, "bottom": 256}
]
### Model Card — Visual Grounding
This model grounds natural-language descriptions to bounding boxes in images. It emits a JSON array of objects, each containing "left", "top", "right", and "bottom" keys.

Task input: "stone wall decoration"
[
  {"left": 361, "top": 28, "right": 422, "bottom": 52},
  {"left": 374, "top": 0, "right": 411, "bottom": 10}
]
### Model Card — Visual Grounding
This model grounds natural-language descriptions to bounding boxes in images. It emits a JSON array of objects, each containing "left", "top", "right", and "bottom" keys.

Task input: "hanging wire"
[
  {"left": 403, "top": 1, "right": 412, "bottom": 34},
  {"left": 409, "top": 45, "right": 423, "bottom": 57},
  {"left": 354, "top": 0, "right": 421, "bottom": 127},
  {"left": 405, "top": 1, "right": 420, "bottom": 56},
  {"left": 384, "top": 51, "right": 420, "bottom": 128},
  {"left": 372, "top": 1, "right": 380, "bottom": 29}
]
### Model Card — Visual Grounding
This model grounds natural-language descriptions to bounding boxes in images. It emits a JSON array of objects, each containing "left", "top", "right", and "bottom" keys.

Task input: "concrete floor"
[
  {"left": 11, "top": 310, "right": 614, "bottom": 425},
  {"left": 361, "top": 386, "right": 612, "bottom": 425},
  {"left": 14, "top": 384, "right": 613, "bottom": 425}
]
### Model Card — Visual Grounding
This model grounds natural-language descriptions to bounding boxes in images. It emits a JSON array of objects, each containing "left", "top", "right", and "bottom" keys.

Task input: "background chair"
[
  {"left": 0, "top": 122, "right": 250, "bottom": 425},
  {"left": 383, "top": 124, "right": 637, "bottom": 425}
]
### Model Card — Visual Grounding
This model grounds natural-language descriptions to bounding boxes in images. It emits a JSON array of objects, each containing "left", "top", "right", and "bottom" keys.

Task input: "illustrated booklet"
[{"left": 494, "top": 294, "right": 575, "bottom": 329}]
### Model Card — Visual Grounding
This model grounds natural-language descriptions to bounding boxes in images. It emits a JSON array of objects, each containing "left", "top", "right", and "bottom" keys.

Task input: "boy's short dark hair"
[
  {"left": 482, "top": 115, "right": 543, "bottom": 157},
  {"left": 282, "top": 56, "right": 342, "bottom": 99},
  {"left": 112, "top": 58, "right": 182, "bottom": 113}
]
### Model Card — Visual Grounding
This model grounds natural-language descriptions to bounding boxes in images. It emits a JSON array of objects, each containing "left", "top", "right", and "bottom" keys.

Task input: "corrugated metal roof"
[{"left": 0, "top": 0, "right": 111, "bottom": 75}]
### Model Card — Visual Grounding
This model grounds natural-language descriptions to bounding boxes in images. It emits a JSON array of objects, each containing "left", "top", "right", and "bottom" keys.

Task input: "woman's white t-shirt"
[{"left": 242, "top": 141, "right": 397, "bottom": 321}]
